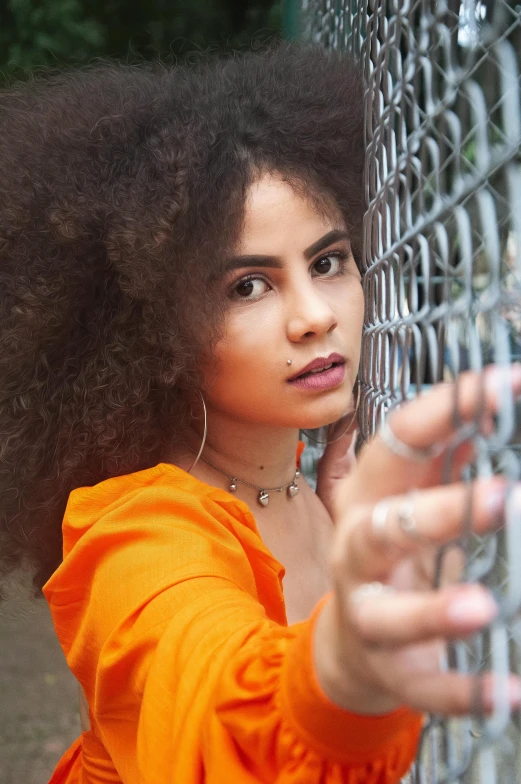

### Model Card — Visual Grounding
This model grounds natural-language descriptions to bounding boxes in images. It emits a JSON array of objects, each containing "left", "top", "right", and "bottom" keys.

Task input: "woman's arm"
[{"left": 45, "top": 481, "right": 421, "bottom": 783}]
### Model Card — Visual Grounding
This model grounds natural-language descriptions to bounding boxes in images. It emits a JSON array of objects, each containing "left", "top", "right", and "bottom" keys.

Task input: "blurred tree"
[
  {"left": 0, "top": 0, "right": 283, "bottom": 78},
  {"left": 0, "top": 0, "right": 106, "bottom": 72}
]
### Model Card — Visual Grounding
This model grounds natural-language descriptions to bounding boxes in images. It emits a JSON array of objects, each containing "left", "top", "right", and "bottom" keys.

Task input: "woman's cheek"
[{"left": 228, "top": 305, "right": 280, "bottom": 356}]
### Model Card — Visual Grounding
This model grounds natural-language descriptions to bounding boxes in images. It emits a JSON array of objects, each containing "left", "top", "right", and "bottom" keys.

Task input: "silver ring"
[
  {"left": 350, "top": 581, "right": 397, "bottom": 605},
  {"left": 379, "top": 418, "right": 445, "bottom": 463},
  {"left": 396, "top": 492, "right": 425, "bottom": 542}
]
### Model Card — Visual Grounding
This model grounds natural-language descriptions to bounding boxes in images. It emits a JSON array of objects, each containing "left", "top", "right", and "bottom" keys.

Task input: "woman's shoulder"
[
  {"left": 42, "top": 461, "right": 289, "bottom": 681},
  {"left": 61, "top": 462, "right": 258, "bottom": 556},
  {"left": 49, "top": 462, "right": 284, "bottom": 602},
  {"left": 44, "top": 462, "right": 284, "bottom": 633}
]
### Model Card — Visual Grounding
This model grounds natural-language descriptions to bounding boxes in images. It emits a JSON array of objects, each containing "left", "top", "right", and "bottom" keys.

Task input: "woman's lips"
[
  {"left": 287, "top": 362, "right": 346, "bottom": 391},
  {"left": 288, "top": 352, "right": 345, "bottom": 380}
]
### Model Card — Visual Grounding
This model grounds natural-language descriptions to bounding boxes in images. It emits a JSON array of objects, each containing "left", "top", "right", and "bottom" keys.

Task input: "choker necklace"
[{"left": 197, "top": 453, "right": 300, "bottom": 507}]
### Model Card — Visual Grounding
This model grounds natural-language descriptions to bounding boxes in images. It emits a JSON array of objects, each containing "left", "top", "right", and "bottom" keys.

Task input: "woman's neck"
[{"left": 170, "top": 408, "right": 302, "bottom": 509}]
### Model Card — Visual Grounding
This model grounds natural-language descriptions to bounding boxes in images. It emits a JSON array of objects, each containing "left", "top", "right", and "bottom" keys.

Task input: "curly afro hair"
[{"left": 0, "top": 43, "right": 365, "bottom": 595}]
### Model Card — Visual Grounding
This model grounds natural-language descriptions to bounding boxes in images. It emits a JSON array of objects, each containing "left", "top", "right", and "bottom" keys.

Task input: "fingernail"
[
  {"left": 486, "top": 363, "right": 521, "bottom": 392},
  {"left": 486, "top": 485, "right": 506, "bottom": 518},
  {"left": 482, "top": 677, "right": 521, "bottom": 711},
  {"left": 447, "top": 589, "right": 499, "bottom": 627},
  {"left": 512, "top": 486, "right": 521, "bottom": 509},
  {"left": 500, "top": 486, "right": 521, "bottom": 522},
  {"left": 511, "top": 362, "right": 521, "bottom": 381},
  {"left": 510, "top": 679, "right": 521, "bottom": 707}
]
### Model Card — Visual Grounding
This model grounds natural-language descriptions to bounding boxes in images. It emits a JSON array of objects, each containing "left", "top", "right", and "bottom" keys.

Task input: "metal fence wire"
[{"left": 299, "top": 0, "right": 521, "bottom": 782}]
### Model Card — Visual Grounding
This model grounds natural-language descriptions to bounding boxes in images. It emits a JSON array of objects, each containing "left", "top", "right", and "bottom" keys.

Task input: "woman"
[{"left": 0, "top": 44, "right": 519, "bottom": 783}]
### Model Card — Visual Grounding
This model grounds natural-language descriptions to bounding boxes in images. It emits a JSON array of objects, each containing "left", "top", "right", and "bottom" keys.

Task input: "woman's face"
[{"left": 204, "top": 172, "right": 364, "bottom": 430}]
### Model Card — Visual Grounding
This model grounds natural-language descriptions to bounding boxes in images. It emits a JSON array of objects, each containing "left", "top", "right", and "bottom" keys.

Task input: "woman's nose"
[{"left": 286, "top": 282, "right": 338, "bottom": 342}]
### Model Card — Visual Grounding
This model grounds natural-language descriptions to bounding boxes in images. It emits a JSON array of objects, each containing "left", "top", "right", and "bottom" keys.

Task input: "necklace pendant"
[
  {"left": 258, "top": 490, "right": 269, "bottom": 507},
  {"left": 229, "top": 479, "right": 238, "bottom": 493},
  {"left": 287, "top": 481, "right": 299, "bottom": 499}
]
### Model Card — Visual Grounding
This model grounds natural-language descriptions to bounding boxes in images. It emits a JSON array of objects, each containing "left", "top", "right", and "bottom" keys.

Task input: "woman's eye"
[
  {"left": 312, "top": 253, "right": 345, "bottom": 276},
  {"left": 232, "top": 276, "right": 270, "bottom": 300}
]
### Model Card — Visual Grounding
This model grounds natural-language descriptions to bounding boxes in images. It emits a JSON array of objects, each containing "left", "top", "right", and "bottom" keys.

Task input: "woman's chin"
[
  {"left": 296, "top": 398, "right": 353, "bottom": 431},
  {"left": 295, "top": 408, "right": 353, "bottom": 432},
  {"left": 297, "top": 418, "right": 344, "bottom": 432}
]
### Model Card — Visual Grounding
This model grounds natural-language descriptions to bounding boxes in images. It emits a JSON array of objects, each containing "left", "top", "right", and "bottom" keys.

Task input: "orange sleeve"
[{"left": 45, "top": 481, "right": 422, "bottom": 783}]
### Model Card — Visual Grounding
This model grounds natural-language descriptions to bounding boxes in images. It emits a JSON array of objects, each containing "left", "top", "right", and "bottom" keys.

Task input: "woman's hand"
[
  {"left": 315, "top": 403, "right": 358, "bottom": 519},
  {"left": 314, "top": 365, "right": 521, "bottom": 718}
]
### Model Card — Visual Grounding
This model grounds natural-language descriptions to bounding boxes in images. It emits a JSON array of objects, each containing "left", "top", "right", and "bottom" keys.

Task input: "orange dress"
[{"left": 43, "top": 461, "right": 423, "bottom": 783}]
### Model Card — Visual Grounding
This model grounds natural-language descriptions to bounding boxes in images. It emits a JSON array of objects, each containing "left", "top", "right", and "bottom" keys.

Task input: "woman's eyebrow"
[
  {"left": 303, "top": 229, "right": 350, "bottom": 260},
  {"left": 225, "top": 255, "right": 282, "bottom": 271},
  {"left": 226, "top": 229, "right": 350, "bottom": 271}
]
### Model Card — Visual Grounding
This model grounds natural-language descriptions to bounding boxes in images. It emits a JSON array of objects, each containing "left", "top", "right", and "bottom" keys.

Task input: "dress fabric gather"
[{"left": 43, "top": 460, "right": 423, "bottom": 783}]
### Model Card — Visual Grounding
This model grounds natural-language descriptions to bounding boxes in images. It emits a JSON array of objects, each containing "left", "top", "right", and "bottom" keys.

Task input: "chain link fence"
[{"left": 299, "top": 0, "right": 521, "bottom": 781}]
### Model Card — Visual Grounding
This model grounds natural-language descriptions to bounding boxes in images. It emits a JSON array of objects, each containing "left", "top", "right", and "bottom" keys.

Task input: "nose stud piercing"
[{"left": 287, "top": 359, "right": 292, "bottom": 365}]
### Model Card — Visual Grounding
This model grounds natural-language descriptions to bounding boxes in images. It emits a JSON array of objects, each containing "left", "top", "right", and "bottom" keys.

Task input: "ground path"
[{"left": 0, "top": 576, "right": 80, "bottom": 783}]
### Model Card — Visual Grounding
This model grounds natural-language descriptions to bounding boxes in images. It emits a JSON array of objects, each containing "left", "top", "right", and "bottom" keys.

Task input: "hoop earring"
[
  {"left": 187, "top": 391, "right": 208, "bottom": 473},
  {"left": 302, "top": 378, "right": 360, "bottom": 445}
]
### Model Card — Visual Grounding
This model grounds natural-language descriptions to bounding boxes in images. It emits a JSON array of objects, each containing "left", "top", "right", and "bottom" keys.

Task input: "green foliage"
[
  {"left": 0, "top": 0, "right": 283, "bottom": 79},
  {"left": 0, "top": 0, "right": 105, "bottom": 71}
]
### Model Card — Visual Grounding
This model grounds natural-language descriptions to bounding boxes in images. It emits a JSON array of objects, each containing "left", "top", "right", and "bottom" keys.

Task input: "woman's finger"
[
  {"left": 338, "top": 477, "right": 511, "bottom": 582},
  {"left": 390, "top": 671, "right": 521, "bottom": 717},
  {"left": 340, "top": 364, "right": 521, "bottom": 504},
  {"left": 348, "top": 584, "right": 498, "bottom": 647},
  {"left": 388, "top": 364, "right": 521, "bottom": 452},
  {"left": 316, "top": 423, "right": 357, "bottom": 480}
]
